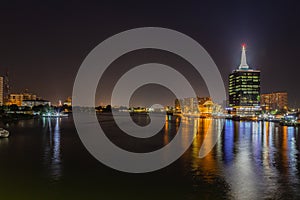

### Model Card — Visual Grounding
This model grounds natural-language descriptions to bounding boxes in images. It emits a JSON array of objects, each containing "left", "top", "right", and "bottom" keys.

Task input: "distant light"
[{"left": 242, "top": 43, "right": 246, "bottom": 49}]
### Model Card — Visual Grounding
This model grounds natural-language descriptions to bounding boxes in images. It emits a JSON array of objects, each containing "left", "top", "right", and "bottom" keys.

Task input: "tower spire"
[{"left": 239, "top": 44, "right": 249, "bottom": 69}]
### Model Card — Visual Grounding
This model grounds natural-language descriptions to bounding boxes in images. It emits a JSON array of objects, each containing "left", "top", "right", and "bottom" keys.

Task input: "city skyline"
[
  {"left": 0, "top": 2, "right": 299, "bottom": 107},
  {"left": 1, "top": 43, "right": 294, "bottom": 109},
  {"left": 1, "top": 2, "right": 300, "bottom": 199}
]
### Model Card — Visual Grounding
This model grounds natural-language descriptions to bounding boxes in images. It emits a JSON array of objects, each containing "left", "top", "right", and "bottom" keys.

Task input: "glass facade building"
[
  {"left": 228, "top": 45, "right": 261, "bottom": 115},
  {"left": 229, "top": 70, "right": 260, "bottom": 107}
]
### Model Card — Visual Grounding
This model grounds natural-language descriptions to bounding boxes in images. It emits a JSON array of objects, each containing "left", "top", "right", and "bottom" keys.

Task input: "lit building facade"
[
  {"left": 8, "top": 92, "right": 37, "bottom": 106},
  {"left": 180, "top": 97, "right": 199, "bottom": 114},
  {"left": 261, "top": 92, "right": 288, "bottom": 111},
  {"left": 8, "top": 94, "right": 24, "bottom": 106},
  {"left": 175, "top": 97, "right": 222, "bottom": 116},
  {"left": 174, "top": 99, "right": 181, "bottom": 113},
  {"left": 63, "top": 96, "right": 72, "bottom": 106},
  {"left": 228, "top": 45, "right": 261, "bottom": 115},
  {"left": 22, "top": 100, "right": 51, "bottom": 108}
]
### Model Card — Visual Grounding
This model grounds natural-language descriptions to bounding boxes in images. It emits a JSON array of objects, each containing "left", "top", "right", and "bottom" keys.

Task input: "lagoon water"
[{"left": 0, "top": 115, "right": 300, "bottom": 199}]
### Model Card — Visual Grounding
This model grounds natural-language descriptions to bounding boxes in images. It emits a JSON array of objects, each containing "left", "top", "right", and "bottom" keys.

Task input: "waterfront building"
[
  {"left": 21, "top": 99, "right": 51, "bottom": 108},
  {"left": 228, "top": 44, "right": 261, "bottom": 116},
  {"left": 180, "top": 97, "right": 199, "bottom": 115},
  {"left": 8, "top": 94, "right": 23, "bottom": 106},
  {"left": 199, "top": 98, "right": 223, "bottom": 116},
  {"left": 0, "top": 76, "right": 3, "bottom": 106},
  {"left": 198, "top": 97, "right": 213, "bottom": 115},
  {"left": 261, "top": 92, "right": 288, "bottom": 111},
  {"left": 175, "top": 97, "right": 222, "bottom": 116},
  {"left": 7, "top": 92, "right": 37, "bottom": 106},
  {"left": 63, "top": 97, "right": 72, "bottom": 106},
  {"left": 175, "top": 99, "right": 181, "bottom": 113}
]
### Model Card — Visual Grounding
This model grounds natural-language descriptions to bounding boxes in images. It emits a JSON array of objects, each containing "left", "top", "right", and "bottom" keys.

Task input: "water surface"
[{"left": 0, "top": 115, "right": 299, "bottom": 199}]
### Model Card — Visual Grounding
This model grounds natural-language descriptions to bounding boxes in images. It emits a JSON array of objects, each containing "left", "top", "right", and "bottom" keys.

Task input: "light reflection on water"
[
  {"left": 42, "top": 117, "right": 62, "bottom": 181},
  {"left": 0, "top": 116, "right": 300, "bottom": 199},
  {"left": 179, "top": 119, "right": 300, "bottom": 199}
]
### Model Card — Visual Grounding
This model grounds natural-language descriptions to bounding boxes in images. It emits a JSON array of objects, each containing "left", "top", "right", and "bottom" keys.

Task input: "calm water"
[{"left": 0, "top": 115, "right": 300, "bottom": 200}]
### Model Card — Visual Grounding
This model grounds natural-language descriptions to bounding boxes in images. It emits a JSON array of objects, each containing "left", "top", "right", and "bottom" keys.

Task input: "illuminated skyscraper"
[
  {"left": 3, "top": 70, "right": 10, "bottom": 104},
  {"left": 228, "top": 44, "right": 260, "bottom": 115},
  {"left": 0, "top": 76, "right": 3, "bottom": 106}
]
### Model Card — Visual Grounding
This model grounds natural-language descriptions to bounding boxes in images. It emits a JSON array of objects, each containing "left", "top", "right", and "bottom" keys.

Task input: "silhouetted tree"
[
  {"left": 103, "top": 105, "right": 112, "bottom": 112},
  {"left": 9, "top": 104, "right": 19, "bottom": 111}
]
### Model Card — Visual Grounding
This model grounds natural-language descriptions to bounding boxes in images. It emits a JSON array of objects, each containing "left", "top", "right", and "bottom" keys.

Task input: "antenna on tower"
[{"left": 239, "top": 43, "right": 249, "bottom": 70}]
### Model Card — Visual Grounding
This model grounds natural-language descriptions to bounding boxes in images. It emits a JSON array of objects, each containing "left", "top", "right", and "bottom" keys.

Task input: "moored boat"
[
  {"left": 279, "top": 120, "right": 299, "bottom": 127},
  {"left": 0, "top": 128, "right": 10, "bottom": 138}
]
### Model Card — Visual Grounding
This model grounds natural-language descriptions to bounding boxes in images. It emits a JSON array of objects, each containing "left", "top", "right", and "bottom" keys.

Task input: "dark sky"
[{"left": 0, "top": 1, "right": 299, "bottom": 107}]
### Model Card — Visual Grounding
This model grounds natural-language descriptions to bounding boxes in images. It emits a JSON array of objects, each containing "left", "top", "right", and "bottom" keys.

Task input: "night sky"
[{"left": 0, "top": 1, "right": 299, "bottom": 107}]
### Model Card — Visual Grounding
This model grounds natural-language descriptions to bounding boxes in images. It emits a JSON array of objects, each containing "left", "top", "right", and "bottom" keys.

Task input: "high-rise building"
[
  {"left": 0, "top": 76, "right": 3, "bottom": 106},
  {"left": 3, "top": 70, "right": 10, "bottom": 104},
  {"left": 180, "top": 97, "right": 199, "bottom": 114},
  {"left": 228, "top": 44, "right": 261, "bottom": 115},
  {"left": 261, "top": 92, "right": 288, "bottom": 111},
  {"left": 174, "top": 99, "right": 181, "bottom": 113}
]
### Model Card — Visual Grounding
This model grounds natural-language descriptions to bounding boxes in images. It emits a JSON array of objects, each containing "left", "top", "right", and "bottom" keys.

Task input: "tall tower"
[
  {"left": 4, "top": 70, "right": 10, "bottom": 104},
  {"left": 0, "top": 76, "right": 3, "bottom": 106},
  {"left": 228, "top": 44, "right": 261, "bottom": 116}
]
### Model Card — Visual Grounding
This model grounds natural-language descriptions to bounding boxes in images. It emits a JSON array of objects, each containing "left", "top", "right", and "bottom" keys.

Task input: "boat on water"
[
  {"left": 0, "top": 128, "right": 9, "bottom": 138},
  {"left": 279, "top": 120, "right": 299, "bottom": 127},
  {"left": 279, "top": 114, "right": 299, "bottom": 126}
]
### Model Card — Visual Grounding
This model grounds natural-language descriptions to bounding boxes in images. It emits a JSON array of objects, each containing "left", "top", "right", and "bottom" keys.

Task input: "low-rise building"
[
  {"left": 175, "top": 97, "right": 223, "bottom": 116},
  {"left": 7, "top": 92, "right": 37, "bottom": 106},
  {"left": 22, "top": 100, "right": 51, "bottom": 108},
  {"left": 63, "top": 97, "right": 72, "bottom": 106}
]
